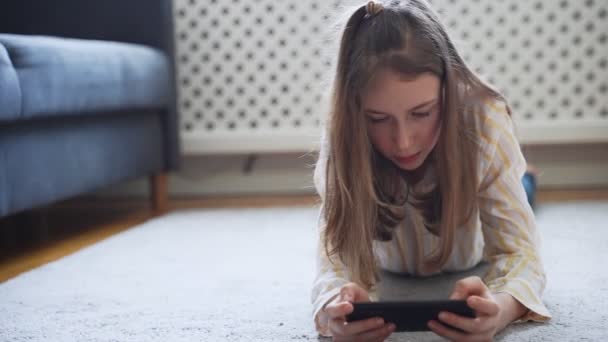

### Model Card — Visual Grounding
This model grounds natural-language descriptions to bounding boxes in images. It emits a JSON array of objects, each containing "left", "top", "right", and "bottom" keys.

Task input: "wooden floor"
[{"left": 1, "top": 190, "right": 607, "bottom": 283}]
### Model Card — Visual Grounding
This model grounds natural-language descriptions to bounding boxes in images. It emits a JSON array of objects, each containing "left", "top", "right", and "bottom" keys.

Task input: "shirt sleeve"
[
  {"left": 476, "top": 101, "right": 552, "bottom": 322},
  {"left": 310, "top": 224, "right": 350, "bottom": 337}
]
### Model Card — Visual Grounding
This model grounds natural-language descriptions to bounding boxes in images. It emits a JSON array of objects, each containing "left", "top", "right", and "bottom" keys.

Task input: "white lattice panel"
[
  {"left": 428, "top": 0, "right": 608, "bottom": 144},
  {"left": 174, "top": 0, "right": 608, "bottom": 154}
]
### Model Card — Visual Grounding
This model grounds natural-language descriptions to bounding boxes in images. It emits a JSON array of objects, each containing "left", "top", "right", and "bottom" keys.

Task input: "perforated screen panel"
[{"left": 174, "top": 0, "right": 608, "bottom": 154}]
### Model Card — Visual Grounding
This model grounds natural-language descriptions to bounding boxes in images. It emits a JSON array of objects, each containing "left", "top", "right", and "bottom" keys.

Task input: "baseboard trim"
[{"left": 91, "top": 143, "right": 608, "bottom": 197}]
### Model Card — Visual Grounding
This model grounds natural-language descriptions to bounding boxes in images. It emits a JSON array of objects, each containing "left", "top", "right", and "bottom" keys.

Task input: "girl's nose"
[{"left": 394, "top": 126, "right": 414, "bottom": 151}]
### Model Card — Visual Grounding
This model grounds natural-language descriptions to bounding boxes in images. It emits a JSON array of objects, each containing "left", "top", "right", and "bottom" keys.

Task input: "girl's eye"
[
  {"left": 412, "top": 111, "right": 430, "bottom": 118},
  {"left": 368, "top": 116, "right": 388, "bottom": 123}
]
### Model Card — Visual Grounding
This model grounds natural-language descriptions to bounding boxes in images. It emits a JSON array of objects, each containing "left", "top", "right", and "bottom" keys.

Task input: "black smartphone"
[{"left": 345, "top": 300, "right": 475, "bottom": 332}]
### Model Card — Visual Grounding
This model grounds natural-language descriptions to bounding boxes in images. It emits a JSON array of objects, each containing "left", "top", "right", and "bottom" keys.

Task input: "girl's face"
[{"left": 362, "top": 70, "right": 442, "bottom": 171}]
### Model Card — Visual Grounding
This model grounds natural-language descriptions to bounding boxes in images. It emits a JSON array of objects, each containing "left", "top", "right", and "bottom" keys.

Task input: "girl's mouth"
[{"left": 395, "top": 152, "right": 421, "bottom": 165}]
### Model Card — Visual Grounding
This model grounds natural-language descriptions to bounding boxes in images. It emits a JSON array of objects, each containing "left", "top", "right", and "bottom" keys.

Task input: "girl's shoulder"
[
  {"left": 481, "top": 97, "right": 511, "bottom": 123},
  {"left": 464, "top": 97, "right": 514, "bottom": 146},
  {"left": 464, "top": 97, "right": 522, "bottom": 186},
  {"left": 468, "top": 97, "right": 525, "bottom": 184}
]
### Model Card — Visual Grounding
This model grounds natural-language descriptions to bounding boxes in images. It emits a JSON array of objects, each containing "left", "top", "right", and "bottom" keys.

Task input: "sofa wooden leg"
[{"left": 149, "top": 173, "right": 169, "bottom": 215}]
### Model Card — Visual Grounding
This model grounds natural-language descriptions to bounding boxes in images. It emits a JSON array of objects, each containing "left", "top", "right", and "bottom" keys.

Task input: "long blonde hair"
[{"left": 321, "top": 0, "right": 510, "bottom": 289}]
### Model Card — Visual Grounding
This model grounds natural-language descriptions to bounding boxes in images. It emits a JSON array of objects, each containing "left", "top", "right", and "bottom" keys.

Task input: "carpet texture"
[{"left": 1, "top": 202, "right": 607, "bottom": 341}]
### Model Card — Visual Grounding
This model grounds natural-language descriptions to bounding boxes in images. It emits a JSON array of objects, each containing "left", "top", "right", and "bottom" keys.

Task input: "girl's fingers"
[
  {"left": 353, "top": 323, "right": 395, "bottom": 342},
  {"left": 467, "top": 295, "right": 500, "bottom": 316},
  {"left": 339, "top": 287, "right": 355, "bottom": 302},
  {"left": 330, "top": 316, "right": 387, "bottom": 336},
  {"left": 428, "top": 319, "right": 468, "bottom": 341},
  {"left": 449, "top": 276, "right": 486, "bottom": 300},
  {"left": 437, "top": 311, "right": 485, "bottom": 334},
  {"left": 324, "top": 301, "right": 353, "bottom": 319},
  {"left": 333, "top": 323, "right": 395, "bottom": 342}
]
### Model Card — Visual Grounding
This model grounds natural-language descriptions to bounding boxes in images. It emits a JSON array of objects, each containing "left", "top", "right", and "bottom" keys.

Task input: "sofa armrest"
[{"left": 1, "top": 0, "right": 180, "bottom": 171}]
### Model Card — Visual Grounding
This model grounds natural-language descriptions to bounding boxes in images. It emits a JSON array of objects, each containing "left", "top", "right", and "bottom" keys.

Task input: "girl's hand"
[
  {"left": 323, "top": 282, "right": 396, "bottom": 341},
  {"left": 428, "top": 276, "right": 501, "bottom": 341}
]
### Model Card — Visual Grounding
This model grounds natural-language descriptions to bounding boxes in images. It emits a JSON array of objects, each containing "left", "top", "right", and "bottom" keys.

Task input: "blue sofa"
[{"left": 0, "top": 0, "right": 179, "bottom": 218}]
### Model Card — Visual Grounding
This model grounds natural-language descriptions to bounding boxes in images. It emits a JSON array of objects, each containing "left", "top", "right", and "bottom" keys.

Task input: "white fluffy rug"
[{"left": 1, "top": 202, "right": 607, "bottom": 341}]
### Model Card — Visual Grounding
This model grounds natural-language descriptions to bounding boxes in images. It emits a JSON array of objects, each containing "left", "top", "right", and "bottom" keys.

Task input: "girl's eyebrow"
[{"left": 364, "top": 98, "right": 438, "bottom": 115}]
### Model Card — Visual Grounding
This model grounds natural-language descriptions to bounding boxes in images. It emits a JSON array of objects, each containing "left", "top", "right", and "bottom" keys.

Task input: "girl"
[{"left": 311, "top": 1, "right": 551, "bottom": 341}]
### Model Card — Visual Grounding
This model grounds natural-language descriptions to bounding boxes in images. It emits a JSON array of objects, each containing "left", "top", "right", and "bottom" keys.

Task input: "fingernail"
[
  {"left": 344, "top": 294, "right": 353, "bottom": 302},
  {"left": 388, "top": 323, "right": 396, "bottom": 331},
  {"left": 438, "top": 312, "right": 447, "bottom": 320}
]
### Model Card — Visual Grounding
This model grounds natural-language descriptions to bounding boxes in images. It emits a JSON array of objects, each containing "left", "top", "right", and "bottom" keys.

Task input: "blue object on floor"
[{"left": 522, "top": 172, "right": 537, "bottom": 209}]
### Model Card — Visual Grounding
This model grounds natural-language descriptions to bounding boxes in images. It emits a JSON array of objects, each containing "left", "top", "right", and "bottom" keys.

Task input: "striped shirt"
[{"left": 311, "top": 100, "right": 552, "bottom": 336}]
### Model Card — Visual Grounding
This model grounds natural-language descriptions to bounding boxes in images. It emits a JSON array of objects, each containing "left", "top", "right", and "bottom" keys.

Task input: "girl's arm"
[
  {"left": 476, "top": 101, "right": 552, "bottom": 323},
  {"left": 310, "top": 136, "right": 353, "bottom": 336}
]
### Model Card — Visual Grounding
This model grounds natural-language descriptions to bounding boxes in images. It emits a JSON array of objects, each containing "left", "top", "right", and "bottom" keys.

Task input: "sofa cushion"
[
  {"left": 0, "top": 34, "right": 170, "bottom": 122},
  {"left": 0, "top": 42, "right": 22, "bottom": 121},
  {"left": 0, "top": 113, "right": 164, "bottom": 217}
]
